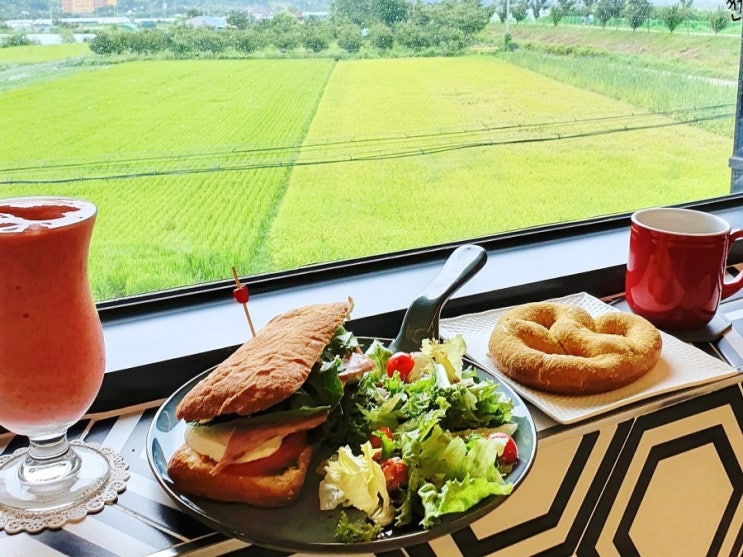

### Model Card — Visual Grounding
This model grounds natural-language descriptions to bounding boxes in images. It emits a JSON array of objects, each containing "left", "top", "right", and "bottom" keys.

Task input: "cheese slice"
[
  {"left": 184, "top": 408, "right": 330, "bottom": 475},
  {"left": 185, "top": 424, "right": 284, "bottom": 464}
]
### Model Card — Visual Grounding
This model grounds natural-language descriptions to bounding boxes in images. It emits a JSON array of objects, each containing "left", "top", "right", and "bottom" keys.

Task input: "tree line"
[
  {"left": 496, "top": 0, "right": 733, "bottom": 34},
  {"left": 87, "top": 0, "right": 495, "bottom": 57}
]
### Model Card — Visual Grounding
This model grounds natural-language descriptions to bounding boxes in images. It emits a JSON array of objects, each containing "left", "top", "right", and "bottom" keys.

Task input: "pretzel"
[{"left": 488, "top": 302, "right": 662, "bottom": 395}]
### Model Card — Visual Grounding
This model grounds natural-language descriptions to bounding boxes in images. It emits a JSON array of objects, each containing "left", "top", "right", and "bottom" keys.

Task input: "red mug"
[{"left": 626, "top": 207, "right": 743, "bottom": 330}]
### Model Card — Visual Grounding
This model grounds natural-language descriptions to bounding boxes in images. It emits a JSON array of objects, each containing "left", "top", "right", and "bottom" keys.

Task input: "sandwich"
[{"left": 167, "top": 299, "right": 373, "bottom": 507}]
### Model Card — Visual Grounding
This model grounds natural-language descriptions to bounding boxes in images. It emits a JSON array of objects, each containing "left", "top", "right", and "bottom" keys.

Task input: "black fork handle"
[{"left": 387, "top": 244, "right": 487, "bottom": 354}]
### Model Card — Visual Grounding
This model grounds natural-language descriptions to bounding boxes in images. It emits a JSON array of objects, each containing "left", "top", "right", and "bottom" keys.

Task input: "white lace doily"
[{"left": 0, "top": 441, "right": 130, "bottom": 534}]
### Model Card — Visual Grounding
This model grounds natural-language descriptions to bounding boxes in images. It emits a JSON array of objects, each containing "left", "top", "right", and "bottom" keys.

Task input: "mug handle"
[{"left": 721, "top": 228, "right": 743, "bottom": 299}]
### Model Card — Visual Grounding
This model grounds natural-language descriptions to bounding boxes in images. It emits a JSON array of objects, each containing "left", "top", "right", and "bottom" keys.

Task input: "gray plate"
[{"left": 146, "top": 356, "right": 537, "bottom": 554}]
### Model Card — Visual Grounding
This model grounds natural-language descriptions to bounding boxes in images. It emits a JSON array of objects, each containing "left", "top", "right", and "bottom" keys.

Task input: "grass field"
[
  {"left": 1, "top": 58, "right": 334, "bottom": 298},
  {"left": 0, "top": 42, "right": 90, "bottom": 63},
  {"left": 491, "top": 24, "right": 742, "bottom": 80},
  {"left": 269, "top": 56, "right": 731, "bottom": 268},
  {"left": 0, "top": 26, "right": 738, "bottom": 300}
]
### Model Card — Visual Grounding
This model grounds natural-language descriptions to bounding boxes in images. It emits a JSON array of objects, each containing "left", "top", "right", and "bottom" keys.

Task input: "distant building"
[
  {"left": 61, "top": 0, "right": 116, "bottom": 14},
  {"left": 185, "top": 16, "right": 228, "bottom": 29},
  {"left": 247, "top": 7, "right": 273, "bottom": 21},
  {"left": 6, "top": 16, "right": 130, "bottom": 29},
  {"left": 301, "top": 11, "right": 330, "bottom": 20}
]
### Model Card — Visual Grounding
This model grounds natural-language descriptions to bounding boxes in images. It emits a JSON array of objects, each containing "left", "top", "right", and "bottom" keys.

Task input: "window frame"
[
  {"left": 62, "top": 20, "right": 743, "bottom": 411},
  {"left": 91, "top": 193, "right": 743, "bottom": 412}
]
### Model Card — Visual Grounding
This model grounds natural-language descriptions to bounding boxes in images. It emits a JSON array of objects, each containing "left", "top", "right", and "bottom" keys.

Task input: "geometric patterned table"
[{"left": 2, "top": 373, "right": 741, "bottom": 557}]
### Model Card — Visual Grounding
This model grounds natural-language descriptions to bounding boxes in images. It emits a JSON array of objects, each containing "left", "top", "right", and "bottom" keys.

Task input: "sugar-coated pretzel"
[{"left": 488, "top": 302, "right": 662, "bottom": 395}]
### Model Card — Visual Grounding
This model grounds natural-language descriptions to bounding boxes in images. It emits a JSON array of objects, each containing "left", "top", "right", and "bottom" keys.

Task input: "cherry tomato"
[
  {"left": 487, "top": 432, "right": 518, "bottom": 465},
  {"left": 380, "top": 457, "right": 408, "bottom": 493},
  {"left": 369, "top": 426, "right": 393, "bottom": 449},
  {"left": 386, "top": 352, "right": 415, "bottom": 381}
]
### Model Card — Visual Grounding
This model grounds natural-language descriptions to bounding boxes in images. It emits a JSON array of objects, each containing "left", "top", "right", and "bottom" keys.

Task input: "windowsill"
[
  {"left": 102, "top": 226, "right": 624, "bottom": 371},
  {"left": 92, "top": 195, "right": 743, "bottom": 412}
]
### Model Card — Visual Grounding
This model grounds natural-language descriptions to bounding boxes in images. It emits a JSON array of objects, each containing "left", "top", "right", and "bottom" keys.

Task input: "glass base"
[{"left": 0, "top": 443, "right": 111, "bottom": 514}]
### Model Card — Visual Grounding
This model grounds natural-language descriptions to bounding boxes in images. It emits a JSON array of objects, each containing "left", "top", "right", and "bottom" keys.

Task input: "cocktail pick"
[{"left": 231, "top": 266, "right": 256, "bottom": 337}]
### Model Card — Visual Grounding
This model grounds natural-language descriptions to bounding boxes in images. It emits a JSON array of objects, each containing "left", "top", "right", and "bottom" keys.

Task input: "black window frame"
[
  {"left": 92, "top": 192, "right": 743, "bottom": 412},
  {"left": 41, "top": 21, "right": 740, "bottom": 411}
]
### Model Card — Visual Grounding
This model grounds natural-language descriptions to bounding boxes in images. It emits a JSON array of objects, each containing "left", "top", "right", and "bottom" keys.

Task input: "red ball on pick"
[
  {"left": 233, "top": 285, "right": 249, "bottom": 304},
  {"left": 230, "top": 266, "right": 256, "bottom": 338}
]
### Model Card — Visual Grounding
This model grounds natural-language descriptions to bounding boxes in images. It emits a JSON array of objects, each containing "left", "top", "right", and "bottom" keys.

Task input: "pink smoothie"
[{"left": 0, "top": 197, "right": 105, "bottom": 437}]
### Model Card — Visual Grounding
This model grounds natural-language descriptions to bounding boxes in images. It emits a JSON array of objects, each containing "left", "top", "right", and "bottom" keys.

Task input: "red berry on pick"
[{"left": 233, "top": 285, "right": 249, "bottom": 304}]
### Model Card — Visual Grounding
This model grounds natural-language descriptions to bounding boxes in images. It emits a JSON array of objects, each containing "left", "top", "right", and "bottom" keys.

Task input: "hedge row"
[{"left": 88, "top": 18, "right": 486, "bottom": 58}]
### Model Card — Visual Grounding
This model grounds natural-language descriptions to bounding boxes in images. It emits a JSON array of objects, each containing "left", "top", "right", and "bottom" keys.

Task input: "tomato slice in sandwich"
[{"left": 223, "top": 431, "right": 308, "bottom": 477}]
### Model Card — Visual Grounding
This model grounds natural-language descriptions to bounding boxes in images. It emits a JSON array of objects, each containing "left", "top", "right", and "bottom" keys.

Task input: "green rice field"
[
  {"left": 0, "top": 42, "right": 90, "bottom": 63},
  {"left": 1, "top": 58, "right": 335, "bottom": 298},
  {"left": 270, "top": 56, "right": 732, "bottom": 267},
  {"left": 0, "top": 35, "right": 736, "bottom": 300}
]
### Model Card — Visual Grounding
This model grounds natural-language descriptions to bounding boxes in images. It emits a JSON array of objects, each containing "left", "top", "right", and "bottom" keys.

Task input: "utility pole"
[
  {"left": 506, "top": 0, "right": 511, "bottom": 33},
  {"left": 730, "top": 21, "right": 743, "bottom": 192}
]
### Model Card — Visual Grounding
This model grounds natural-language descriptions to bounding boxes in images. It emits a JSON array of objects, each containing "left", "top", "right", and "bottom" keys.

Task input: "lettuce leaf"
[
  {"left": 364, "top": 340, "right": 392, "bottom": 375},
  {"left": 335, "top": 511, "right": 383, "bottom": 543},
  {"left": 318, "top": 442, "right": 395, "bottom": 527},
  {"left": 440, "top": 375, "right": 514, "bottom": 431},
  {"left": 284, "top": 360, "right": 343, "bottom": 412},
  {"left": 194, "top": 405, "right": 329, "bottom": 429},
  {"left": 284, "top": 325, "right": 357, "bottom": 412},
  {"left": 414, "top": 424, "right": 506, "bottom": 482},
  {"left": 421, "top": 336, "right": 467, "bottom": 383},
  {"left": 323, "top": 325, "right": 361, "bottom": 361},
  {"left": 418, "top": 475, "right": 513, "bottom": 529},
  {"left": 350, "top": 336, "right": 514, "bottom": 436},
  {"left": 323, "top": 335, "right": 518, "bottom": 536},
  {"left": 397, "top": 422, "right": 512, "bottom": 528}
]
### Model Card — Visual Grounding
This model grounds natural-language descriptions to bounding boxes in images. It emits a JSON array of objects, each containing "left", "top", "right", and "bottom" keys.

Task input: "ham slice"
[
  {"left": 338, "top": 351, "right": 375, "bottom": 385},
  {"left": 212, "top": 409, "right": 329, "bottom": 474}
]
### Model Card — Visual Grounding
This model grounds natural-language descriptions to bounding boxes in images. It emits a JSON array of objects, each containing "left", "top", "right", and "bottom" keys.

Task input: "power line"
[
  {"left": 0, "top": 105, "right": 734, "bottom": 185},
  {"left": 2, "top": 103, "right": 731, "bottom": 175}
]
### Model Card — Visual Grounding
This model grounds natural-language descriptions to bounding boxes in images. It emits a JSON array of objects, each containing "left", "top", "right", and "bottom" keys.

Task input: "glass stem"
[
  {"left": 27, "top": 433, "right": 70, "bottom": 461},
  {"left": 19, "top": 432, "right": 81, "bottom": 490}
]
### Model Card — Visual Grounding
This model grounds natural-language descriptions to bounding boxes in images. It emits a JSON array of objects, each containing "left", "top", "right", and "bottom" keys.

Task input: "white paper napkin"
[{"left": 440, "top": 292, "right": 738, "bottom": 424}]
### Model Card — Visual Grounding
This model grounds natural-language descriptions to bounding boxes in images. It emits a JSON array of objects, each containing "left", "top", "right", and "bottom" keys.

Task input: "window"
[{"left": 1, "top": 3, "right": 740, "bottom": 303}]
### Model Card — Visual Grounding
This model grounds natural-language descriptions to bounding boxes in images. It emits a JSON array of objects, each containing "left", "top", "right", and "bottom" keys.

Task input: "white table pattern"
[{"left": 1, "top": 373, "right": 741, "bottom": 556}]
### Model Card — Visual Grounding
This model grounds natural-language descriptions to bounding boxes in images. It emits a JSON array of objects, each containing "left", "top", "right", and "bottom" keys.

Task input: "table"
[{"left": 1, "top": 301, "right": 742, "bottom": 557}]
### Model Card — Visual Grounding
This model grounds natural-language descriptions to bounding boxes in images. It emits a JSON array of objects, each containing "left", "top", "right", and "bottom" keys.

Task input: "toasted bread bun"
[
  {"left": 176, "top": 300, "right": 352, "bottom": 422},
  {"left": 167, "top": 443, "right": 313, "bottom": 507}
]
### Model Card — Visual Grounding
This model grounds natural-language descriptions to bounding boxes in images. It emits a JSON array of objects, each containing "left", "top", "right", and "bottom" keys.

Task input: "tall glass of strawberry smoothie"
[{"left": 0, "top": 197, "right": 111, "bottom": 514}]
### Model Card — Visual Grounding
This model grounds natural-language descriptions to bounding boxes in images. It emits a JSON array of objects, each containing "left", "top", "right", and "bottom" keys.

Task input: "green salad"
[{"left": 319, "top": 335, "right": 518, "bottom": 542}]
